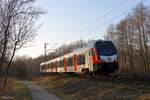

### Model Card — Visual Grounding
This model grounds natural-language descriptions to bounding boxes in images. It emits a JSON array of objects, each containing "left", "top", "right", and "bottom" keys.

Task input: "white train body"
[{"left": 40, "top": 40, "right": 118, "bottom": 75}]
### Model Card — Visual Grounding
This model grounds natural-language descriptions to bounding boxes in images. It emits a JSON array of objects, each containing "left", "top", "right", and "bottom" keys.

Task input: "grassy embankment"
[
  {"left": 34, "top": 75, "right": 150, "bottom": 100},
  {"left": 0, "top": 78, "right": 32, "bottom": 100}
]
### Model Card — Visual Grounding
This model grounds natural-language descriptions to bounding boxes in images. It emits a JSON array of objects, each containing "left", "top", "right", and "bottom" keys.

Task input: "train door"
[
  {"left": 77, "top": 52, "right": 86, "bottom": 72},
  {"left": 66, "top": 56, "right": 73, "bottom": 72},
  {"left": 89, "top": 49, "right": 94, "bottom": 72},
  {"left": 84, "top": 50, "right": 93, "bottom": 72},
  {"left": 84, "top": 50, "right": 91, "bottom": 69},
  {"left": 60, "top": 58, "right": 64, "bottom": 72}
]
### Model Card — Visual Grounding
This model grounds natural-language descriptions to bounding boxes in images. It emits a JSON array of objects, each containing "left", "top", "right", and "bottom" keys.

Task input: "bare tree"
[
  {"left": 105, "top": 3, "right": 150, "bottom": 75},
  {"left": 0, "top": 0, "right": 44, "bottom": 91}
]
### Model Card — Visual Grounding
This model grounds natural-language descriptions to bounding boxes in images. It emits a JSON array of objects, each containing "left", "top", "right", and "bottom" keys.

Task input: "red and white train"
[{"left": 40, "top": 40, "right": 118, "bottom": 75}]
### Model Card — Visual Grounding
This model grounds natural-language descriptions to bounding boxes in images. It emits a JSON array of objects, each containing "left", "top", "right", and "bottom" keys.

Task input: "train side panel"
[{"left": 40, "top": 40, "right": 119, "bottom": 75}]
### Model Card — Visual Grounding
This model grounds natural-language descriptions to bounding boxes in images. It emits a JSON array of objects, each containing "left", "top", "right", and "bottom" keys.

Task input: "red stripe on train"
[
  {"left": 91, "top": 48, "right": 101, "bottom": 64},
  {"left": 73, "top": 54, "right": 78, "bottom": 72}
]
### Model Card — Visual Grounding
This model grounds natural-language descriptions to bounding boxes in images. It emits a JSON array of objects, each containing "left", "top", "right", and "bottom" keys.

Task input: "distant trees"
[
  {"left": 9, "top": 56, "right": 39, "bottom": 79},
  {"left": 11, "top": 56, "right": 28, "bottom": 78},
  {"left": 105, "top": 3, "right": 150, "bottom": 74},
  {"left": 46, "top": 39, "right": 88, "bottom": 60},
  {"left": 0, "top": 0, "right": 44, "bottom": 91},
  {"left": 5, "top": 39, "right": 89, "bottom": 79}
]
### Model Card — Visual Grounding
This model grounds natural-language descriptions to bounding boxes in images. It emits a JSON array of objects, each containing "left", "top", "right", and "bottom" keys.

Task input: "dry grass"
[
  {"left": 34, "top": 75, "right": 150, "bottom": 100},
  {"left": 0, "top": 78, "right": 32, "bottom": 100},
  {"left": 0, "top": 78, "right": 15, "bottom": 97}
]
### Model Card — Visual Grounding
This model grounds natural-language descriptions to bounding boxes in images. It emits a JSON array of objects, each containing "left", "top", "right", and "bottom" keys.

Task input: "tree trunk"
[{"left": 2, "top": 44, "right": 16, "bottom": 91}]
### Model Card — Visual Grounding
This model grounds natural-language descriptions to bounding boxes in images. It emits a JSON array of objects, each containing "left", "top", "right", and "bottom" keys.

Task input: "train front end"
[{"left": 94, "top": 40, "right": 118, "bottom": 74}]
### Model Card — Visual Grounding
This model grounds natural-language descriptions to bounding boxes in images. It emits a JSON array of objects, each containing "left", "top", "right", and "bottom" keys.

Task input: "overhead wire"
[
  {"left": 46, "top": 43, "right": 60, "bottom": 53},
  {"left": 62, "top": 0, "right": 128, "bottom": 44},
  {"left": 80, "top": 0, "right": 146, "bottom": 39},
  {"left": 45, "top": 0, "right": 147, "bottom": 52},
  {"left": 78, "top": 0, "right": 128, "bottom": 34}
]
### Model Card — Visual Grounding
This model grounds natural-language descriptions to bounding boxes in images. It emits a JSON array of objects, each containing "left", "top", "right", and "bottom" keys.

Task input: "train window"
[
  {"left": 89, "top": 50, "right": 91, "bottom": 56},
  {"left": 59, "top": 61, "right": 61, "bottom": 67},
  {"left": 43, "top": 66, "right": 45, "bottom": 70},
  {"left": 62, "top": 60, "right": 64, "bottom": 67},
  {"left": 57, "top": 61, "right": 59, "bottom": 67},
  {"left": 67, "top": 57, "right": 73, "bottom": 67},
  {"left": 77, "top": 54, "right": 85, "bottom": 65},
  {"left": 56, "top": 61, "right": 59, "bottom": 67},
  {"left": 54, "top": 62, "right": 56, "bottom": 67},
  {"left": 95, "top": 41, "right": 117, "bottom": 55},
  {"left": 52, "top": 62, "right": 54, "bottom": 67},
  {"left": 45, "top": 65, "right": 47, "bottom": 69},
  {"left": 55, "top": 62, "right": 57, "bottom": 67},
  {"left": 60, "top": 60, "right": 64, "bottom": 67},
  {"left": 48, "top": 64, "right": 50, "bottom": 68},
  {"left": 49, "top": 63, "right": 52, "bottom": 67}
]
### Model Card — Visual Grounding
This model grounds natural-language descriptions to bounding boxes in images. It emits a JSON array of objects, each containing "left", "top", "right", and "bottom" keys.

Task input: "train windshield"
[{"left": 95, "top": 41, "right": 117, "bottom": 56}]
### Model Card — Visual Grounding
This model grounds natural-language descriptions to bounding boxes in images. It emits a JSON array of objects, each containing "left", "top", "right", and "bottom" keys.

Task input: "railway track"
[
  {"left": 85, "top": 74, "right": 150, "bottom": 82},
  {"left": 38, "top": 73, "right": 150, "bottom": 82}
]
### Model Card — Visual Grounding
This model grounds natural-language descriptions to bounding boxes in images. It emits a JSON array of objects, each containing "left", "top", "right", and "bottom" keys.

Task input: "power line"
[
  {"left": 44, "top": 0, "right": 147, "bottom": 53},
  {"left": 78, "top": 0, "right": 128, "bottom": 34},
  {"left": 82, "top": 9, "right": 131, "bottom": 38},
  {"left": 47, "top": 43, "right": 60, "bottom": 53},
  {"left": 63, "top": 0, "right": 129, "bottom": 44},
  {"left": 57, "top": 0, "right": 143, "bottom": 44},
  {"left": 81, "top": 0, "right": 146, "bottom": 39}
]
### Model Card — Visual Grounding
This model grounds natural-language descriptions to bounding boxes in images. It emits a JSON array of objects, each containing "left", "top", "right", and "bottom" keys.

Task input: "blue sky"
[{"left": 17, "top": 0, "right": 150, "bottom": 58}]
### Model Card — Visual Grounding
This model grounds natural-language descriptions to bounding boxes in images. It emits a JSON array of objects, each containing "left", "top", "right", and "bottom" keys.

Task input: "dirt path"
[{"left": 20, "top": 81, "right": 61, "bottom": 100}]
